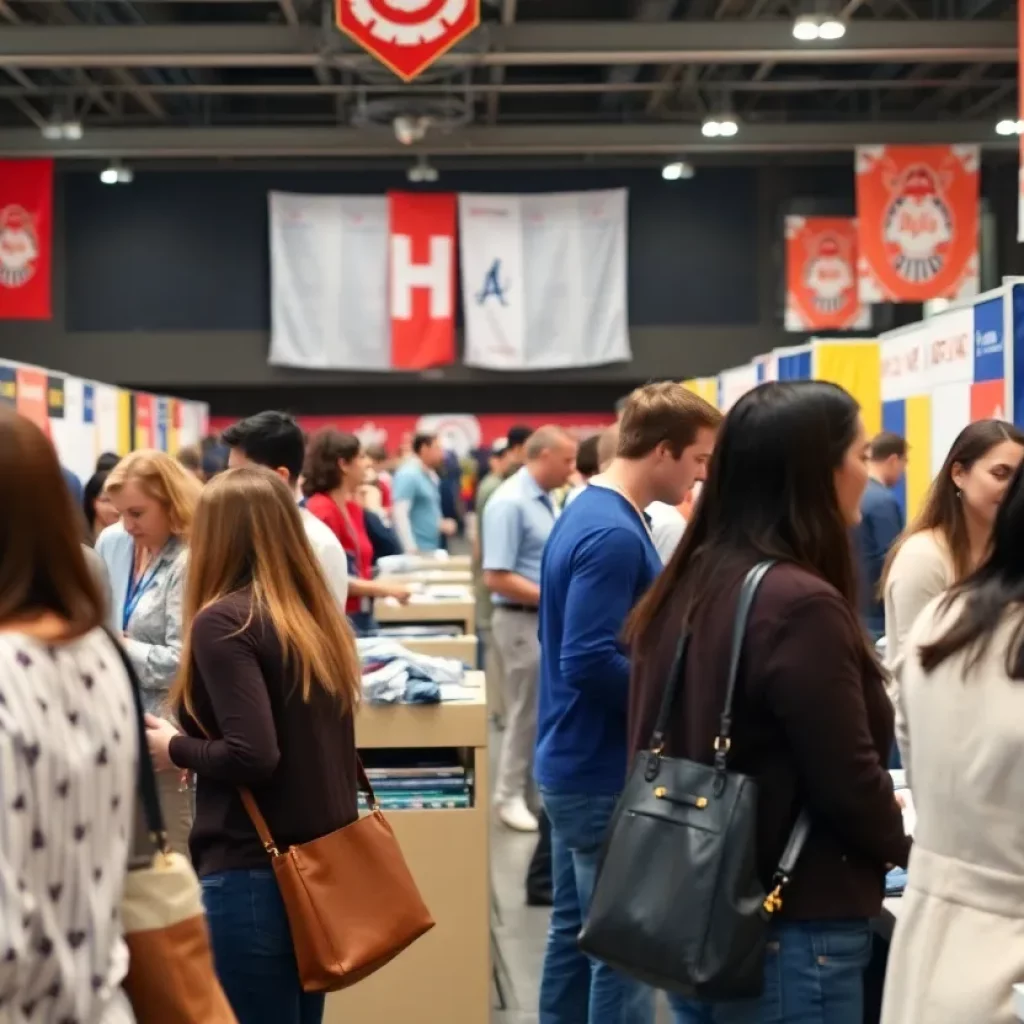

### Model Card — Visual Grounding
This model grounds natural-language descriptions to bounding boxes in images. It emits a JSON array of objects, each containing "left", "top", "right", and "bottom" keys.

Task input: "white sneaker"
[{"left": 497, "top": 797, "right": 539, "bottom": 833}]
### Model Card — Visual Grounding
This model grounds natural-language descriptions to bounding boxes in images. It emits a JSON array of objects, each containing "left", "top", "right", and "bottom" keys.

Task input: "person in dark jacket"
[{"left": 627, "top": 381, "right": 910, "bottom": 1024}]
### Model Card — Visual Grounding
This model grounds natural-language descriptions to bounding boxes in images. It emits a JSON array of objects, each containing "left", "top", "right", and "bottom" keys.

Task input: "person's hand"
[
  {"left": 144, "top": 713, "right": 180, "bottom": 773},
  {"left": 439, "top": 518, "right": 458, "bottom": 537},
  {"left": 894, "top": 791, "right": 907, "bottom": 810},
  {"left": 388, "top": 584, "right": 413, "bottom": 605}
]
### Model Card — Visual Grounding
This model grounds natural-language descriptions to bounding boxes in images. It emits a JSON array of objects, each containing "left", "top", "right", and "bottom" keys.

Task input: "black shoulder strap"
[
  {"left": 104, "top": 628, "right": 168, "bottom": 853},
  {"left": 648, "top": 632, "right": 690, "bottom": 754},
  {"left": 716, "top": 560, "right": 775, "bottom": 759}
]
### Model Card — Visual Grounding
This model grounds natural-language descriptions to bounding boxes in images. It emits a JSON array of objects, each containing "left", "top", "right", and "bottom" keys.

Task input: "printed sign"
[
  {"left": 973, "top": 296, "right": 1005, "bottom": 383},
  {"left": 881, "top": 307, "right": 973, "bottom": 402}
]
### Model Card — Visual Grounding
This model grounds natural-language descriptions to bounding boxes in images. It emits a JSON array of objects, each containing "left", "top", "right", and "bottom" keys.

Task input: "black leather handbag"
[{"left": 578, "top": 561, "right": 811, "bottom": 1001}]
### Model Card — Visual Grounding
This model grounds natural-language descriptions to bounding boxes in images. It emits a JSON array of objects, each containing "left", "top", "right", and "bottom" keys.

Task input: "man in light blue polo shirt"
[
  {"left": 392, "top": 433, "right": 455, "bottom": 552},
  {"left": 483, "top": 426, "right": 577, "bottom": 833}
]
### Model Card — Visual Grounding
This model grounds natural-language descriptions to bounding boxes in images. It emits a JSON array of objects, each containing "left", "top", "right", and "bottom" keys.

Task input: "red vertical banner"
[
  {"left": 0, "top": 160, "right": 53, "bottom": 320},
  {"left": 971, "top": 379, "right": 1006, "bottom": 421},
  {"left": 784, "top": 216, "right": 870, "bottom": 332},
  {"left": 388, "top": 192, "right": 456, "bottom": 371},
  {"left": 15, "top": 367, "right": 50, "bottom": 435},
  {"left": 135, "top": 393, "right": 154, "bottom": 448},
  {"left": 855, "top": 145, "right": 979, "bottom": 303}
]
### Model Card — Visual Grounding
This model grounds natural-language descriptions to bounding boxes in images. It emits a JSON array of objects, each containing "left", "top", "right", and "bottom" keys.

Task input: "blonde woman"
[
  {"left": 143, "top": 468, "right": 361, "bottom": 1024},
  {"left": 97, "top": 448, "right": 202, "bottom": 854}
]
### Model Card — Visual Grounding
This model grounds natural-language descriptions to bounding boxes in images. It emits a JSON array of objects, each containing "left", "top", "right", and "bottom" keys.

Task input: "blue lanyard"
[{"left": 122, "top": 550, "right": 164, "bottom": 632}]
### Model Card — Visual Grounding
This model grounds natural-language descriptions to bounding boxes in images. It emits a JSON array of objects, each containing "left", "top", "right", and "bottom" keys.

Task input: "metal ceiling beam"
[
  {"left": 0, "top": 120, "right": 1013, "bottom": 157},
  {"left": 1, "top": 76, "right": 1007, "bottom": 97},
  {"left": 0, "top": 21, "right": 1014, "bottom": 69},
  {"left": 485, "top": 0, "right": 516, "bottom": 124}
]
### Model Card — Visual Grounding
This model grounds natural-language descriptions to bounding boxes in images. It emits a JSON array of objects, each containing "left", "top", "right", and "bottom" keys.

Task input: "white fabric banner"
[
  {"left": 458, "top": 189, "right": 631, "bottom": 370},
  {"left": 268, "top": 192, "right": 389, "bottom": 370}
]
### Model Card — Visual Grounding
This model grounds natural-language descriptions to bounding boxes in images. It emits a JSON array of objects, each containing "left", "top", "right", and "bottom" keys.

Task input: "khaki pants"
[
  {"left": 157, "top": 769, "right": 194, "bottom": 857},
  {"left": 491, "top": 606, "right": 540, "bottom": 807},
  {"left": 480, "top": 624, "right": 507, "bottom": 723}
]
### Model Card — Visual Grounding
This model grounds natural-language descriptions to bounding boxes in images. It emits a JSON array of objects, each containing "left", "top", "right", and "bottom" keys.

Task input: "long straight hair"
[
  {"left": 171, "top": 467, "right": 361, "bottom": 723},
  {"left": 883, "top": 419, "right": 1024, "bottom": 585},
  {"left": 627, "top": 381, "right": 870, "bottom": 657},
  {"left": 920, "top": 460, "right": 1024, "bottom": 678},
  {"left": 0, "top": 410, "right": 104, "bottom": 638}
]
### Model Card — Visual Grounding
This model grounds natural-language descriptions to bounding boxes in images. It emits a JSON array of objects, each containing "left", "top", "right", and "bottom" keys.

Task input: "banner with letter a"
[
  {"left": 268, "top": 191, "right": 455, "bottom": 371},
  {"left": 784, "top": 216, "right": 870, "bottom": 332},
  {"left": 0, "top": 159, "right": 53, "bottom": 320},
  {"left": 458, "top": 189, "right": 631, "bottom": 371},
  {"left": 855, "top": 144, "right": 978, "bottom": 303}
]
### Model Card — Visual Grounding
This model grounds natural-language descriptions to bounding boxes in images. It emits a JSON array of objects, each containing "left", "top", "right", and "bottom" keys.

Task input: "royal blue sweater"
[{"left": 535, "top": 485, "right": 664, "bottom": 795}]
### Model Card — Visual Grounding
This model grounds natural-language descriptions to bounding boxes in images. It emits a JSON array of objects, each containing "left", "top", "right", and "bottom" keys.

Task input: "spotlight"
[
  {"left": 40, "top": 116, "right": 84, "bottom": 141},
  {"left": 717, "top": 117, "right": 739, "bottom": 137},
  {"left": 99, "top": 166, "right": 118, "bottom": 185},
  {"left": 407, "top": 155, "right": 438, "bottom": 184},
  {"left": 996, "top": 119, "right": 1023, "bottom": 136},
  {"left": 701, "top": 118, "right": 722, "bottom": 138},
  {"left": 661, "top": 160, "right": 695, "bottom": 181},
  {"left": 62, "top": 120, "right": 83, "bottom": 140},
  {"left": 817, "top": 17, "right": 846, "bottom": 39},
  {"left": 41, "top": 120, "right": 63, "bottom": 141},
  {"left": 99, "top": 161, "right": 134, "bottom": 185},
  {"left": 792, "top": 14, "right": 821, "bottom": 40}
]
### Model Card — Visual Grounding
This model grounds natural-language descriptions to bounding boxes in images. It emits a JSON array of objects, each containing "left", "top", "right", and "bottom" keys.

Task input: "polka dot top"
[{"left": 0, "top": 628, "right": 138, "bottom": 1024}]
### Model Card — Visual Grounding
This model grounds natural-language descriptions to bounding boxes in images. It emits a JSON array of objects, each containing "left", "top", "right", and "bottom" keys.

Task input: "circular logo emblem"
[
  {"left": 0, "top": 205, "right": 39, "bottom": 289},
  {"left": 348, "top": 0, "right": 469, "bottom": 45}
]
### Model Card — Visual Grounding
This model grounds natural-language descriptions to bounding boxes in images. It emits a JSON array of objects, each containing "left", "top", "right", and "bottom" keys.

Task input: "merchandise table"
[
  {"left": 375, "top": 596, "right": 476, "bottom": 636},
  {"left": 326, "top": 678, "right": 490, "bottom": 1024}
]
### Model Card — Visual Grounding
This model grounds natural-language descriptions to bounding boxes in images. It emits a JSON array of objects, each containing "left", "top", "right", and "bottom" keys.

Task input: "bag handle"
[
  {"left": 714, "top": 560, "right": 775, "bottom": 769},
  {"left": 647, "top": 561, "right": 775, "bottom": 757},
  {"left": 103, "top": 628, "right": 169, "bottom": 855},
  {"left": 239, "top": 759, "right": 379, "bottom": 858}
]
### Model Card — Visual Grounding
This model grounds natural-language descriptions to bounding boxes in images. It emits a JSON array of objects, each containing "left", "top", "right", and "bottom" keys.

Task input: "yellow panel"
[
  {"left": 813, "top": 341, "right": 882, "bottom": 436},
  {"left": 683, "top": 377, "right": 719, "bottom": 408},
  {"left": 905, "top": 394, "right": 932, "bottom": 521},
  {"left": 117, "top": 391, "right": 132, "bottom": 454}
]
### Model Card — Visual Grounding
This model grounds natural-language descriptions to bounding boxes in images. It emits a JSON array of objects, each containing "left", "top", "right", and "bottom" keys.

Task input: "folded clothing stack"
[{"left": 357, "top": 637, "right": 465, "bottom": 704}]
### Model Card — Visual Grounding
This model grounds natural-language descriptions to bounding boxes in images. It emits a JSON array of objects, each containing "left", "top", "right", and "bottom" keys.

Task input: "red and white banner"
[
  {"left": 335, "top": 0, "right": 480, "bottom": 82},
  {"left": 268, "top": 190, "right": 456, "bottom": 372},
  {"left": 855, "top": 144, "right": 979, "bottom": 303},
  {"left": 389, "top": 192, "right": 456, "bottom": 370},
  {"left": 210, "top": 412, "right": 615, "bottom": 458},
  {"left": 784, "top": 216, "right": 870, "bottom": 332},
  {"left": 0, "top": 159, "right": 53, "bottom": 321}
]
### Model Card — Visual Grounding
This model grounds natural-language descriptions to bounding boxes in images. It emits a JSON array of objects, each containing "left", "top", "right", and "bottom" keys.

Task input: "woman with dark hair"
[
  {"left": 0, "top": 410, "right": 137, "bottom": 1024},
  {"left": 880, "top": 461, "right": 1024, "bottom": 1024},
  {"left": 83, "top": 468, "right": 120, "bottom": 542},
  {"left": 302, "top": 428, "right": 411, "bottom": 635},
  {"left": 627, "top": 381, "right": 909, "bottom": 1024},
  {"left": 883, "top": 420, "right": 1024, "bottom": 748}
]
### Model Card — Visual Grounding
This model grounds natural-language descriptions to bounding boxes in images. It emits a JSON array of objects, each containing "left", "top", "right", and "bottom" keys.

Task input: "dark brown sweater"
[
  {"left": 168, "top": 590, "right": 359, "bottom": 877},
  {"left": 628, "top": 561, "right": 910, "bottom": 921}
]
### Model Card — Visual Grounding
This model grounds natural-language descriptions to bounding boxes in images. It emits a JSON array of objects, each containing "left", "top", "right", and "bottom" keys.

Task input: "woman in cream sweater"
[
  {"left": 881, "top": 460, "right": 1024, "bottom": 1024},
  {"left": 883, "top": 420, "right": 1023, "bottom": 752}
]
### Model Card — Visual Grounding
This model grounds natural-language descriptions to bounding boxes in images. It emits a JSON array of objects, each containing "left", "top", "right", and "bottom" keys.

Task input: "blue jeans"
[
  {"left": 666, "top": 920, "right": 872, "bottom": 1024},
  {"left": 202, "top": 869, "right": 324, "bottom": 1024},
  {"left": 347, "top": 610, "right": 377, "bottom": 636},
  {"left": 539, "top": 788, "right": 654, "bottom": 1024}
]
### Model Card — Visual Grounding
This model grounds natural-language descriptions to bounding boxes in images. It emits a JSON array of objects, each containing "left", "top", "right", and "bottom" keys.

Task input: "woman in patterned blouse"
[{"left": 0, "top": 409, "right": 138, "bottom": 1024}]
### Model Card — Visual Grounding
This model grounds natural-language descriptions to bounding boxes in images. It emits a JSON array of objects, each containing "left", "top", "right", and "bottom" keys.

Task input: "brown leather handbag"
[{"left": 240, "top": 764, "right": 434, "bottom": 993}]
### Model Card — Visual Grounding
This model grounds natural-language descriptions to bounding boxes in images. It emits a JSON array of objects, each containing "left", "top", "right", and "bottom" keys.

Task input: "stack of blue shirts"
[{"left": 357, "top": 637, "right": 465, "bottom": 704}]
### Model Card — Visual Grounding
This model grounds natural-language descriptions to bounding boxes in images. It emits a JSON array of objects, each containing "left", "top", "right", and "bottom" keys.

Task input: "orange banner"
[
  {"left": 856, "top": 144, "right": 979, "bottom": 303},
  {"left": 784, "top": 216, "right": 870, "bottom": 332},
  {"left": 15, "top": 367, "right": 49, "bottom": 435}
]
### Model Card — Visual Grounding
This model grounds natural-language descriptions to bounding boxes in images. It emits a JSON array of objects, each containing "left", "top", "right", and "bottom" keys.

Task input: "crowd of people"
[{"left": 1, "top": 379, "right": 1024, "bottom": 1024}]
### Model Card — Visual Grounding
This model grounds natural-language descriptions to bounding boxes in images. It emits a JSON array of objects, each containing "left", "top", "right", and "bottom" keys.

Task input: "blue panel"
[
  {"left": 1014, "top": 286, "right": 1024, "bottom": 428},
  {"left": 83, "top": 384, "right": 94, "bottom": 424},
  {"left": 0, "top": 365, "right": 14, "bottom": 408},
  {"left": 777, "top": 349, "right": 812, "bottom": 381},
  {"left": 883, "top": 400, "right": 907, "bottom": 518},
  {"left": 973, "top": 296, "right": 1004, "bottom": 383}
]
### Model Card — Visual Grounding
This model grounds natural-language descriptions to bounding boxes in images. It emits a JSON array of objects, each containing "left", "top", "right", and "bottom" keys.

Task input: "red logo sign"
[{"left": 336, "top": 0, "right": 481, "bottom": 81}]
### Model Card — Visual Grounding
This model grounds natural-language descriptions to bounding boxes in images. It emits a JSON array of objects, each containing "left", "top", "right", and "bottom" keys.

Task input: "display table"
[
  {"left": 378, "top": 554, "right": 472, "bottom": 574},
  {"left": 393, "top": 634, "right": 479, "bottom": 664},
  {"left": 382, "top": 570, "right": 473, "bottom": 586},
  {"left": 375, "top": 596, "right": 476, "bottom": 635},
  {"left": 326, "top": 682, "right": 490, "bottom": 1024}
]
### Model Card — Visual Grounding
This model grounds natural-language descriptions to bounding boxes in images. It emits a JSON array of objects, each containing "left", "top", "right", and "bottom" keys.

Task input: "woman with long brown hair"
[
  {"left": 97, "top": 448, "right": 202, "bottom": 854},
  {"left": 0, "top": 410, "right": 137, "bottom": 1024},
  {"left": 883, "top": 420, "right": 1024, "bottom": 738},
  {"left": 143, "top": 467, "right": 361, "bottom": 1024},
  {"left": 627, "top": 382, "right": 908, "bottom": 1024}
]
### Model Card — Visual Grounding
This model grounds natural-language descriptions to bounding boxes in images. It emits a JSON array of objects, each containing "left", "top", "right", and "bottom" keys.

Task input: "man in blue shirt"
[
  {"left": 535, "top": 382, "right": 720, "bottom": 1024},
  {"left": 483, "top": 426, "right": 577, "bottom": 834},
  {"left": 391, "top": 433, "right": 455, "bottom": 552},
  {"left": 854, "top": 431, "right": 907, "bottom": 638}
]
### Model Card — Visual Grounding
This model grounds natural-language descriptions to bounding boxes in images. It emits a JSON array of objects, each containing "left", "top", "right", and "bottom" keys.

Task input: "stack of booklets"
[{"left": 359, "top": 763, "right": 472, "bottom": 810}]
